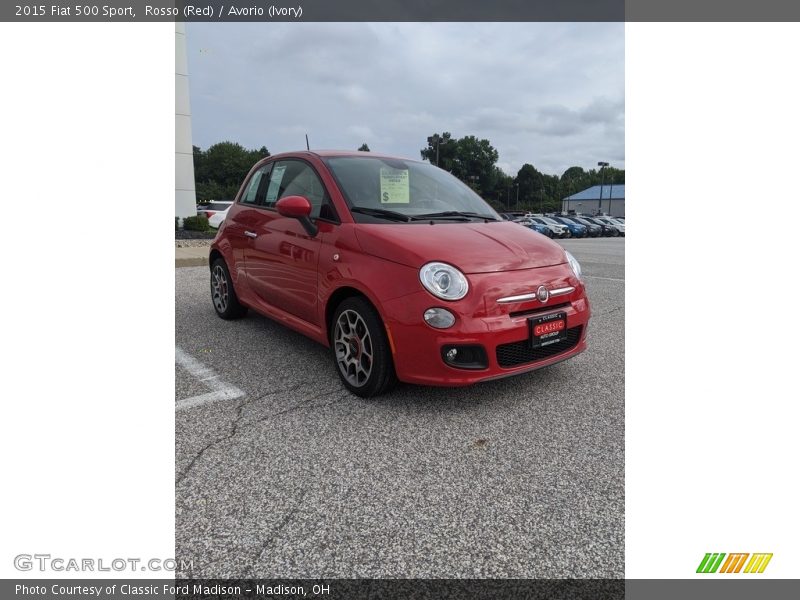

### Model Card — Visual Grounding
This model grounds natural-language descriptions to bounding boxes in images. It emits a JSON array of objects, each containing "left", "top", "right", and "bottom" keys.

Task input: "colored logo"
[{"left": 696, "top": 553, "right": 773, "bottom": 574}]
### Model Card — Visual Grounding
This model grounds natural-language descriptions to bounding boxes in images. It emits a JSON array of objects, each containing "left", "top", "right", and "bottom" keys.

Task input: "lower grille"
[{"left": 496, "top": 326, "right": 583, "bottom": 368}]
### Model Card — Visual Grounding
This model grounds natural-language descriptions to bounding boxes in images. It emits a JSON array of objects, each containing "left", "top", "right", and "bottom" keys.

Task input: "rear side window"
[
  {"left": 264, "top": 160, "right": 337, "bottom": 221},
  {"left": 241, "top": 165, "right": 270, "bottom": 205}
]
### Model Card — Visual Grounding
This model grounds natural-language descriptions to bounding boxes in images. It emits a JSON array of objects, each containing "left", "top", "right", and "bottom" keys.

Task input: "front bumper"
[{"left": 381, "top": 264, "right": 591, "bottom": 386}]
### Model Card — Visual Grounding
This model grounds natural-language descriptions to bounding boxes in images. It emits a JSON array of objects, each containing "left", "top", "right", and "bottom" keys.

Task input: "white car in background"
[
  {"left": 208, "top": 204, "right": 232, "bottom": 229},
  {"left": 527, "top": 216, "right": 570, "bottom": 239},
  {"left": 197, "top": 201, "right": 233, "bottom": 218},
  {"left": 197, "top": 201, "right": 233, "bottom": 229}
]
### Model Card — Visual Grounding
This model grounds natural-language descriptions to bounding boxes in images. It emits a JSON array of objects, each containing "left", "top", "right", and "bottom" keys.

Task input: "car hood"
[{"left": 354, "top": 222, "right": 567, "bottom": 274}]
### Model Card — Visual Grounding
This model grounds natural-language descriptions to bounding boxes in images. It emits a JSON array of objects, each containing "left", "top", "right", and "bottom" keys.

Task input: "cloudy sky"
[{"left": 186, "top": 23, "right": 623, "bottom": 177}]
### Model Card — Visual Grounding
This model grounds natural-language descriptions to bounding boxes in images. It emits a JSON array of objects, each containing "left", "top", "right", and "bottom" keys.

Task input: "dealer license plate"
[{"left": 528, "top": 311, "right": 567, "bottom": 348}]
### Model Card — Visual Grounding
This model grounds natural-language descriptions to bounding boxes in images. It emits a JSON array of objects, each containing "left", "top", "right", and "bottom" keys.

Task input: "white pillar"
[{"left": 175, "top": 22, "right": 197, "bottom": 222}]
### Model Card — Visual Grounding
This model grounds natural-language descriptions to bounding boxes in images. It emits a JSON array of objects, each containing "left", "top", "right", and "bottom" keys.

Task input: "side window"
[
  {"left": 240, "top": 164, "right": 270, "bottom": 205},
  {"left": 264, "top": 160, "right": 337, "bottom": 221}
]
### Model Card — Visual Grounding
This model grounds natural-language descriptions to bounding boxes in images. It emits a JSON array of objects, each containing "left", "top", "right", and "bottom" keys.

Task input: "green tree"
[
  {"left": 421, "top": 133, "right": 499, "bottom": 195},
  {"left": 193, "top": 142, "right": 270, "bottom": 202},
  {"left": 450, "top": 135, "right": 499, "bottom": 195},
  {"left": 420, "top": 132, "right": 458, "bottom": 171},
  {"left": 490, "top": 168, "right": 515, "bottom": 210},
  {"left": 515, "top": 163, "right": 543, "bottom": 209},
  {"left": 357, "top": 143, "right": 370, "bottom": 152}
]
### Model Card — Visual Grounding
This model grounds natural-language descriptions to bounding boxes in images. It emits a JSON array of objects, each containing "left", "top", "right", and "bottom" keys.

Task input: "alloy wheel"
[
  {"left": 211, "top": 265, "right": 229, "bottom": 313},
  {"left": 334, "top": 309, "right": 373, "bottom": 387}
]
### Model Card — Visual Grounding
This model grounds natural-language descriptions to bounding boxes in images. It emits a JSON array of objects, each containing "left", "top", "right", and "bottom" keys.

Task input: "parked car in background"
[
  {"left": 528, "top": 216, "right": 570, "bottom": 239},
  {"left": 210, "top": 150, "right": 590, "bottom": 397},
  {"left": 550, "top": 216, "right": 589, "bottom": 238},
  {"left": 595, "top": 216, "right": 625, "bottom": 236},
  {"left": 515, "top": 218, "right": 553, "bottom": 238},
  {"left": 569, "top": 216, "right": 603, "bottom": 237},
  {"left": 197, "top": 201, "right": 234, "bottom": 220},
  {"left": 208, "top": 204, "right": 232, "bottom": 229},
  {"left": 579, "top": 216, "right": 620, "bottom": 237}
]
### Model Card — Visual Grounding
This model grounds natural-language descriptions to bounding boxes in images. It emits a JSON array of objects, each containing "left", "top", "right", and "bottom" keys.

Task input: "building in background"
[
  {"left": 175, "top": 23, "right": 197, "bottom": 222},
  {"left": 562, "top": 184, "right": 625, "bottom": 217}
]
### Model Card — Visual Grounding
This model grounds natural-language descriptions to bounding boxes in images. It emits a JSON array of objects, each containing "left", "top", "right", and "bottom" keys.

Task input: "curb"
[{"left": 176, "top": 257, "right": 208, "bottom": 268}]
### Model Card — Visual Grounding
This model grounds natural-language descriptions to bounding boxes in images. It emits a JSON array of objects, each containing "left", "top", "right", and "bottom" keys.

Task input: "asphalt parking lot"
[{"left": 175, "top": 237, "right": 624, "bottom": 578}]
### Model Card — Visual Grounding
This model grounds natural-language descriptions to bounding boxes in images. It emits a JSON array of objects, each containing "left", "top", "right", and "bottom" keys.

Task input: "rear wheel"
[
  {"left": 331, "top": 297, "right": 396, "bottom": 398},
  {"left": 211, "top": 258, "right": 248, "bottom": 319}
]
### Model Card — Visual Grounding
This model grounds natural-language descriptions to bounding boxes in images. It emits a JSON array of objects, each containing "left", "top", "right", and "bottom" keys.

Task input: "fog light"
[
  {"left": 423, "top": 307, "right": 456, "bottom": 329},
  {"left": 441, "top": 344, "right": 488, "bottom": 370}
]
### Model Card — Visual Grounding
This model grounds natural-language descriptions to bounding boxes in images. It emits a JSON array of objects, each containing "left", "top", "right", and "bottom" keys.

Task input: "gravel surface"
[
  {"left": 175, "top": 238, "right": 624, "bottom": 578},
  {"left": 176, "top": 239, "right": 214, "bottom": 248}
]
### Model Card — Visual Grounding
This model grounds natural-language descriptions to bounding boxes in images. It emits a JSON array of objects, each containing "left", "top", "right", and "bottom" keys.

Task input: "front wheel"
[
  {"left": 211, "top": 258, "right": 248, "bottom": 319},
  {"left": 331, "top": 297, "right": 397, "bottom": 398}
]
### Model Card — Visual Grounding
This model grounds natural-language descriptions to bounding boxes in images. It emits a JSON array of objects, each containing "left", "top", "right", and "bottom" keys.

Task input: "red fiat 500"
[{"left": 209, "top": 151, "right": 590, "bottom": 397}]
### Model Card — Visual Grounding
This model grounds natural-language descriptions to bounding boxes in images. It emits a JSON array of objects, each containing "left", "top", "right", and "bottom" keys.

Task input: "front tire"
[
  {"left": 211, "top": 258, "right": 248, "bottom": 320},
  {"left": 331, "top": 297, "right": 396, "bottom": 398}
]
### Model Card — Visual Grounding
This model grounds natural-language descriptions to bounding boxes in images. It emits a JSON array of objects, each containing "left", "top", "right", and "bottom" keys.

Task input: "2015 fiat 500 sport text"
[{"left": 209, "top": 151, "right": 591, "bottom": 397}]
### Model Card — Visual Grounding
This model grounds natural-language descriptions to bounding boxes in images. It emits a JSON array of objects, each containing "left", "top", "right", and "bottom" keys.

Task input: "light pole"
[
  {"left": 597, "top": 161, "right": 609, "bottom": 214},
  {"left": 427, "top": 134, "right": 441, "bottom": 167},
  {"left": 608, "top": 172, "right": 614, "bottom": 216},
  {"left": 515, "top": 183, "right": 519, "bottom": 211}
]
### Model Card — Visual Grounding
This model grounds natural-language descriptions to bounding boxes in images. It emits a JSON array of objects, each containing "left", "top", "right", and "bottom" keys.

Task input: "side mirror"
[{"left": 275, "top": 195, "right": 318, "bottom": 237}]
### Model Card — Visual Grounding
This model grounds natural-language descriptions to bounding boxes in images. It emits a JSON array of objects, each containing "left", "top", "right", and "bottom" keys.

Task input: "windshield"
[
  {"left": 538, "top": 217, "right": 559, "bottom": 225},
  {"left": 324, "top": 156, "right": 499, "bottom": 222}
]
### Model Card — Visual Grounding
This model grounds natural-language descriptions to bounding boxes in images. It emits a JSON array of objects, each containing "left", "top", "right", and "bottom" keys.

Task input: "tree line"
[{"left": 193, "top": 136, "right": 623, "bottom": 212}]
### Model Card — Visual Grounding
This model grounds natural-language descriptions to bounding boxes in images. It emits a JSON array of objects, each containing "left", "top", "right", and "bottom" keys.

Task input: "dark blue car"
[{"left": 551, "top": 216, "right": 588, "bottom": 238}]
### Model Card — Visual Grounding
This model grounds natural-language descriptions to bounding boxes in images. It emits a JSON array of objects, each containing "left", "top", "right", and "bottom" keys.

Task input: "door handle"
[{"left": 244, "top": 231, "right": 258, "bottom": 238}]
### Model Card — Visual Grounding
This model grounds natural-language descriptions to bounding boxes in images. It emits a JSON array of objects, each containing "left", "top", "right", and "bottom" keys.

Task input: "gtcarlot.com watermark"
[{"left": 14, "top": 553, "right": 193, "bottom": 572}]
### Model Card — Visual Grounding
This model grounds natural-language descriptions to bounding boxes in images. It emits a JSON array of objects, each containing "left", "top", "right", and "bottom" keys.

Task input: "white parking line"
[
  {"left": 583, "top": 275, "right": 625, "bottom": 282},
  {"left": 175, "top": 347, "right": 245, "bottom": 411}
]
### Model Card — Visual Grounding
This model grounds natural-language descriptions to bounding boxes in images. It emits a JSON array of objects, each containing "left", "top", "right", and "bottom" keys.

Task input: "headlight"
[
  {"left": 419, "top": 262, "right": 469, "bottom": 301},
  {"left": 565, "top": 250, "right": 582, "bottom": 280}
]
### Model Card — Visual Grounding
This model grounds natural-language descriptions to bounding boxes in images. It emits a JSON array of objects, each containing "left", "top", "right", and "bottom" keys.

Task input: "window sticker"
[
  {"left": 380, "top": 167, "right": 410, "bottom": 204},
  {"left": 266, "top": 164, "right": 287, "bottom": 204}
]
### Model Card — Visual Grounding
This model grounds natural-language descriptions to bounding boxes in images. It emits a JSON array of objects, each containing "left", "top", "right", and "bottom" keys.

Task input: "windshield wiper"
[
  {"left": 350, "top": 206, "right": 415, "bottom": 223},
  {"left": 416, "top": 211, "right": 499, "bottom": 221}
]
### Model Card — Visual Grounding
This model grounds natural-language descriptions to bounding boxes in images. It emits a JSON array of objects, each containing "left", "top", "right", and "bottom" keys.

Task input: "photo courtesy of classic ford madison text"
[{"left": 175, "top": 21, "right": 624, "bottom": 577}]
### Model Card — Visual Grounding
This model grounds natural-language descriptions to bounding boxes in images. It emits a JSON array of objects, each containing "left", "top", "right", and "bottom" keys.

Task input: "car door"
[
  {"left": 244, "top": 159, "right": 337, "bottom": 325},
  {"left": 225, "top": 163, "right": 272, "bottom": 285}
]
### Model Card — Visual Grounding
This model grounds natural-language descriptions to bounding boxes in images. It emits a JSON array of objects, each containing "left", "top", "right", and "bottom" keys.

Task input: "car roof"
[{"left": 266, "top": 149, "right": 422, "bottom": 163}]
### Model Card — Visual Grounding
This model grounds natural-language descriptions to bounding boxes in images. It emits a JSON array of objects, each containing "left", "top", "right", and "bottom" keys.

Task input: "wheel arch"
[
  {"left": 325, "top": 285, "right": 392, "bottom": 345},
  {"left": 209, "top": 248, "right": 224, "bottom": 269},
  {"left": 326, "top": 287, "right": 367, "bottom": 341}
]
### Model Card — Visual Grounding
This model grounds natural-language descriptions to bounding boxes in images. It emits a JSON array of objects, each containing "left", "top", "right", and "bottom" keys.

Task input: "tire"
[
  {"left": 330, "top": 297, "right": 397, "bottom": 398},
  {"left": 210, "top": 258, "right": 248, "bottom": 320}
]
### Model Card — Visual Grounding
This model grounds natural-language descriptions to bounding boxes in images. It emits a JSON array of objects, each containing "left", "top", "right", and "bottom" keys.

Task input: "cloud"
[{"left": 186, "top": 22, "right": 624, "bottom": 175}]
